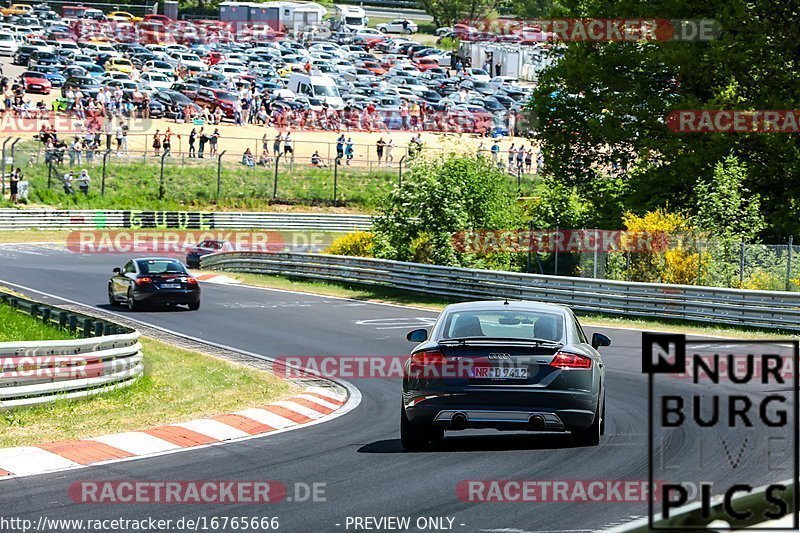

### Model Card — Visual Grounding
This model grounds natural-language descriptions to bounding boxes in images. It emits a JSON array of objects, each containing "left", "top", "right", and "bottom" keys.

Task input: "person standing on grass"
[
  {"left": 345, "top": 137, "right": 354, "bottom": 165},
  {"left": 525, "top": 147, "right": 533, "bottom": 174},
  {"left": 516, "top": 145, "right": 524, "bottom": 173},
  {"left": 62, "top": 171, "right": 74, "bottom": 195},
  {"left": 507, "top": 142, "right": 515, "bottom": 171},
  {"left": 386, "top": 138, "right": 394, "bottom": 167},
  {"left": 70, "top": 137, "right": 82, "bottom": 166},
  {"left": 188, "top": 128, "right": 197, "bottom": 158},
  {"left": 77, "top": 169, "right": 90, "bottom": 195},
  {"left": 376, "top": 137, "right": 385, "bottom": 166},
  {"left": 9, "top": 167, "right": 20, "bottom": 203},
  {"left": 198, "top": 127, "right": 207, "bottom": 158},
  {"left": 210, "top": 128, "right": 220, "bottom": 156},
  {"left": 273, "top": 132, "right": 282, "bottom": 159},
  {"left": 283, "top": 131, "right": 293, "bottom": 163},
  {"left": 115, "top": 124, "right": 123, "bottom": 155},
  {"left": 152, "top": 129, "right": 161, "bottom": 157},
  {"left": 336, "top": 134, "right": 345, "bottom": 163},
  {"left": 121, "top": 122, "right": 129, "bottom": 155},
  {"left": 163, "top": 128, "right": 172, "bottom": 156}
]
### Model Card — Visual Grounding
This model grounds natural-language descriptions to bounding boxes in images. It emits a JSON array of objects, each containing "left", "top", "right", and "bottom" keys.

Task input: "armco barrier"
[
  {"left": 201, "top": 252, "right": 800, "bottom": 332},
  {"left": 0, "top": 209, "right": 373, "bottom": 232},
  {"left": 0, "top": 292, "right": 142, "bottom": 409}
]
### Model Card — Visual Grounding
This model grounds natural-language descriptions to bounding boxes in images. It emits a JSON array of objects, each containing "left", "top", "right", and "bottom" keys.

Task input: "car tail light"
[
  {"left": 408, "top": 349, "right": 446, "bottom": 375},
  {"left": 549, "top": 351, "right": 592, "bottom": 369},
  {"left": 135, "top": 277, "right": 152, "bottom": 285},
  {"left": 186, "top": 277, "right": 198, "bottom": 284}
]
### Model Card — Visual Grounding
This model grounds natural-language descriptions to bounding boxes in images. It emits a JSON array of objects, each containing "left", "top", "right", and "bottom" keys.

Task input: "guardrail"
[
  {"left": 0, "top": 209, "right": 373, "bottom": 232},
  {"left": 0, "top": 292, "right": 143, "bottom": 409},
  {"left": 201, "top": 252, "right": 800, "bottom": 332}
]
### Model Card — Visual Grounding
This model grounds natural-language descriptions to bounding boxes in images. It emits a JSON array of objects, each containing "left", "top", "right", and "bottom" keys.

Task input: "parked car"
[
  {"left": 377, "top": 19, "right": 418, "bottom": 35},
  {"left": 21, "top": 70, "right": 52, "bottom": 94}
]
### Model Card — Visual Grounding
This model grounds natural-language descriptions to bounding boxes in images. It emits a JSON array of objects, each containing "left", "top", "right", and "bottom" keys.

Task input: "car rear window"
[
  {"left": 136, "top": 260, "right": 187, "bottom": 275},
  {"left": 442, "top": 310, "right": 565, "bottom": 342}
]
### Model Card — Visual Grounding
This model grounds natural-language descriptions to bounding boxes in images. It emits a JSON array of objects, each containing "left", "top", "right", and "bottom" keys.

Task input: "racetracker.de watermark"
[
  {"left": 66, "top": 230, "right": 294, "bottom": 254},
  {"left": 460, "top": 18, "right": 719, "bottom": 41},
  {"left": 667, "top": 110, "right": 800, "bottom": 133},
  {"left": 452, "top": 229, "right": 674, "bottom": 254},
  {"left": 0, "top": 115, "right": 153, "bottom": 135},
  {"left": 456, "top": 480, "right": 664, "bottom": 502},
  {"left": 68, "top": 480, "right": 326, "bottom": 504}
]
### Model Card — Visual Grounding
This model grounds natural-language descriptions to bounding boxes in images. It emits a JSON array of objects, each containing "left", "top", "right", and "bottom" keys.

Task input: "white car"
[
  {"left": 488, "top": 76, "right": 520, "bottom": 90},
  {"left": 143, "top": 60, "right": 175, "bottom": 77},
  {"left": 0, "top": 32, "right": 18, "bottom": 56},
  {"left": 139, "top": 72, "right": 173, "bottom": 91},
  {"left": 376, "top": 19, "right": 418, "bottom": 35},
  {"left": 462, "top": 68, "right": 491, "bottom": 83}
]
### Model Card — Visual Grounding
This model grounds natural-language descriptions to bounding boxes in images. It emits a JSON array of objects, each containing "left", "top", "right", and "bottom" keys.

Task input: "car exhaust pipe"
[
  {"left": 450, "top": 412, "right": 467, "bottom": 429},
  {"left": 528, "top": 414, "right": 545, "bottom": 430}
]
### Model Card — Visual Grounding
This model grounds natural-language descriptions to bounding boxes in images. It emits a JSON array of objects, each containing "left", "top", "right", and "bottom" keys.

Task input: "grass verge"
[
  {"left": 0, "top": 303, "right": 80, "bottom": 342},
  {"left": 0, "top": 304, "right": 294, "bottom": 448},
  {"left": 208, "top": 271, "right": 800, "bottom": 340}
]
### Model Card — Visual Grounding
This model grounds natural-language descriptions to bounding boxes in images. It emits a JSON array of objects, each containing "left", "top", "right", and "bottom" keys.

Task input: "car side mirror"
[
  {"left": 113, "top": 267, "right": 121, "bottom": 274},
  {"left": 591, "top": 333, "right": 611, "bottom": 349},
  {"left": 406, "top": 328, "right": 428, "bottom": 343}
]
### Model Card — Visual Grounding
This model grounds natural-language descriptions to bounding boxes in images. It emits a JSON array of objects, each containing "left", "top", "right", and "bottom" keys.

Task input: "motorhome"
[
  {"left": 333, "top": 4, "right": 366, "bottom": 31},
  {"left": 220, "top": 1, "right": 327, "bottom": 32}
]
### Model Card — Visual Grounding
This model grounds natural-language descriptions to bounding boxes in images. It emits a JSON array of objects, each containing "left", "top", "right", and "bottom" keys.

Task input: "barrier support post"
[
  {"left": 0, "top": 137, "right": 10, "bottom": 197},
  {"left": 216, "top": 150, "right": 227, "bottom": 202},
  {"left": 102, "top": 150, "right": 111, "bottom": 196},
  {"left": 787, "top": 235, "right": 794, "bottom": 291},
  {"left": 273, "top": 151, "right": 282, "bottom": 200},
  {"left": 159, "top": 151, "right": 168, "bottom": 200}
]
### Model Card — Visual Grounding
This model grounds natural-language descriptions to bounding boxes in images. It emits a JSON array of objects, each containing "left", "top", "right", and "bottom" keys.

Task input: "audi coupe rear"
[{"left": 401, "top": 300, "right": 610, "bottom": 450}]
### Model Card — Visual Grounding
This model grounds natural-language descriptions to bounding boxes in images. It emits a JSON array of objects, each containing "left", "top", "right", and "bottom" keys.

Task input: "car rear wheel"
[
  {"left": 400, "top": 406, "right": 433, "bottom": 450},
  {"left": 573, "top": 404, "right": 601, "bottom": 446},
  {"left": 188, "top": 301, "right": 200, "bottom": 311},
  {"left": 126, "top": 289, "right": 138, "bottom": 311}
]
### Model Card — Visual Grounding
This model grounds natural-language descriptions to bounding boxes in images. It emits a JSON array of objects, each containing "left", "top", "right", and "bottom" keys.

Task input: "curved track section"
[{"left": 0, "top": 245, "right": 788, "bottom": 532}]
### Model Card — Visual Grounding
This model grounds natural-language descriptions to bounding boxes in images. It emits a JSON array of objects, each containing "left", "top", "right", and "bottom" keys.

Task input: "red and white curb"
[
  {"left": 193, "top": 272, "right": 241, "bottom": 285},
  {"left": 0, "top": 386, "right": 350, "bottom": 480}
]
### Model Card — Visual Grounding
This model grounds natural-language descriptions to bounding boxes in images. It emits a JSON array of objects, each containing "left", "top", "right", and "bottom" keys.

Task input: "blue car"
[{"left": 31, "top": 66, "right": 66, "bottom": 87}]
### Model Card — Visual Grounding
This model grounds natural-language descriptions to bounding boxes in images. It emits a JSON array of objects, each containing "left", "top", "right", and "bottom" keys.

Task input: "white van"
[
  {"left": 287, "top": 73, "right": 344, "bottom": 109},
  {"left": 0, "top": 32, "right": 18, "bottom": 56}
]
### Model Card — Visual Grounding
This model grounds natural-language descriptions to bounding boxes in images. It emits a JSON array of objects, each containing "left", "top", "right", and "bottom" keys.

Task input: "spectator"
[
  {"left": 259, "top": 147, "right": 273, "bottom": 166},
  {"left": 152, "top": 129, "right": 161, "bottom": 156},
  {"left": 241, "top": 148, "right": 255, "bottom": 167},
  {"left": 376, "top": 137, "right": 385, "bottom": 166},
  {"left": 386, "top": 138, "right": 395, "bottom": 167},
  {"left": 9, "top": 167, "right": 21, "bottom": 203},
  {"left": 77, "top": 169, "right": 90, "bottom": 195},
  {"left": 311, "top": 150, "right": 327, "bottom": 167},
  {"left": 115, "top": 125, "right": 124, "bottom": 155},
  {"left": 62, "top": 171, "right": 74, "bottom": 194},
  {"left": 336, "top": 134, "right": 345, "bottom": 163},
  {"left": 70, "top": 137, "right": 82, "bottom": 166},
  {"left": 525, "top": 147, "right": 533, "bottom": 173},
  {"left": 345, "top": 137, "right": 354, "bottom": 165},
  {"left": 198, "top": 127, "right": 208, "bottom": 158},
  {"left": 188, "top": 128, "right": 197, "bottom": 158},
  {"left": 210, "top": 128, "right": 220, "bottom": 156},
  {"left": 273, "top": 132, "right": 282, "bottom": 158},
  {"left": 508, "top": 110, "right": 517, "bottom": 138},
  {"left": 121, "top": 122, "right": 129, "bottom": 155},
  {"left": 283, "top": 131, "right": 294, "bottom": 162},
  {"left": 507, "top": 143, "right": 515, "bottom": 170},
  {"left": 491, "top": 140, "right": 500, "bottom": 162},
  {"left": 163, "top": 128, "right": 173, "bottom": 156}
]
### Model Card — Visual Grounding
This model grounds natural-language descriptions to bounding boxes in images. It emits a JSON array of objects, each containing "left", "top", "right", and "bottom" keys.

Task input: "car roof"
[{"left": 442, "top": 300, "right": 571, "bottom": 315}]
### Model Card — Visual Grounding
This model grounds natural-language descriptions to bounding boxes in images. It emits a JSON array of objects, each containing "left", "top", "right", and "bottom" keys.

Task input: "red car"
[
  {"left": 204, "top": 51, "right": 226, "bottom": 66},
  {"left": 193, "top": 87, "right": 238, "bottom": 118},
  {"left": 21, "top": 71, "right": 52, "bottom": 94},
  {"left": 414, "top": 57, "right": 441, "bottom": 71}
]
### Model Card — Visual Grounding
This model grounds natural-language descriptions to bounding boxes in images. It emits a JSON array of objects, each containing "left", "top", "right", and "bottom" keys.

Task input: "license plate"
[
  {"left": 160, "top": 283, "right": 181, "bottom": 289},
  {"left": 469, "top": 367, "right": 528, "bottom": 380}
]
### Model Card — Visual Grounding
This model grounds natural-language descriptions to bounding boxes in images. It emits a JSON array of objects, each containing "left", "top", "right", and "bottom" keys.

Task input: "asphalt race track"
[{"left": 0, "top": 244, "right": 793, "bottom": 532}]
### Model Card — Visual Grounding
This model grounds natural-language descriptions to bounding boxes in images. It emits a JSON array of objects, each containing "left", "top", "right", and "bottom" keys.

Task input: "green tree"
[
  {"left": 372, "top": 154, "right": 524, "bottom": 269},
  {"left": 694, "top": 155, "right": 764, "bottom": 242},
  {"left": 529, "top": 0, "right": 800, "bottom": 241}
]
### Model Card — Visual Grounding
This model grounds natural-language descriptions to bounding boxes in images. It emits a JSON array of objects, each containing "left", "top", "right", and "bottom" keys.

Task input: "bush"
[
  {"left": 373, "top": 154, "right": 524, "bottom": 268},
  {"left": 325, "top": 231, "right": 374, "bottom": 257},
  {"left": 622, "top": 208, "right": 699, "bottom": 284}
]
